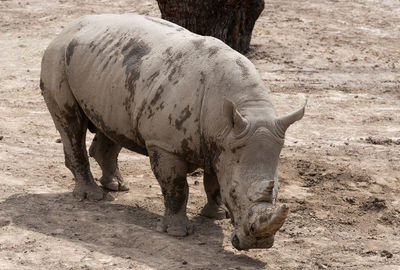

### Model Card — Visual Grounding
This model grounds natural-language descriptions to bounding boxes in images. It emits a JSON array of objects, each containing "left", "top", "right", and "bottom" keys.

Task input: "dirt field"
[{"left": 0, "top": 0, "right": 399, "bottom": 269}]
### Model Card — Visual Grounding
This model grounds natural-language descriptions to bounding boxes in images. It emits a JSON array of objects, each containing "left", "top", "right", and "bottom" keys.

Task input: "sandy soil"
[{"left": 0, "top": 0, "right": 399, "bottom": 269}]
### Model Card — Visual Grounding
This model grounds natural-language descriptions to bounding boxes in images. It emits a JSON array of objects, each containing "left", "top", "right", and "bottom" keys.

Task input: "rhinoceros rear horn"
[
  {"left": 251, "top": 204, "right": 289, "bottom": 237},
  {"left": 275, "top": 99, "right": 307, "bottom": 135}
]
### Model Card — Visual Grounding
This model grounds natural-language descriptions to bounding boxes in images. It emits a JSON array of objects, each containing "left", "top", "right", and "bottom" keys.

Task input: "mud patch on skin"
[
  {"left": 96, "top": 36, "right": 113, "bottom": 57},
  {"left": 146, "top": 71, "right": 160, "bottom": 87},
  {"left": 150, "top": 86, "right": 164, "bottom": 106},
  {"left": 98, "top": 35, "right": 120, "bottom": 71},
  {"left": 180, "top": 137, "right": 200, "bottom": 164},
  {"left": 173, "top": 52, "right": 183, "bottom": 61},
  {"left": 149, "top": 150, "right": 188, "bottom": 214},
  {"left": 101, "top": 49, "right": 119, "bottom": 72},
  {"left": 165, "top": 51, "right": 185, "bottom": 81},
  {"left": 121, "top": 38, "right": 151, "bottom": 96},
  {"left": 229, "top": 186, "right": 239, "bottom": 205},
  {"left": 235, "top": 58, "right": 249, "bottom": 78},
  {"left": 163, "top": 176, "right": 187, "bottom": 214},
  {"left": 200, "top": 136, "right": 225, "bottom": 174},
  {"left": 133, "top": 99, "right": 149, "bottom": 145},
  {"left": 208, "top": 46, "right": 220, "bottom": 58},
  {"left": 89, "top": 30, "right": 113, "bottom": 52},
  {"left": 192, "top": 39, "right": 206, "bottom": 50},
  {"left": 164, "top": 47, "right": 173, "bottom": 56},
  {"left": 56, "top": 103, "right": 90, "bottom": 170},
  {"left": 168, "top": 67, "right": 177, "bottom": 81},
  {"left": 81, "top": 103, "right": 148, "bottom": 156},
  {"left": 200, "top": 72, "right": 206, "bottom": 85},
  {"left": 155, "top": 101, "right": 165, "bottom": 111},
  {"left": 39, "top": 79, "right": 44, "bottom": 94},
  {"left": 66, "top": 39, "right": 78, "bottom": 65},
  {"left": 150, "top": 150, "right": 160, "bottom": 179},
  {"left": 175, "top": 105, "right": 191, "bottom": 131}
]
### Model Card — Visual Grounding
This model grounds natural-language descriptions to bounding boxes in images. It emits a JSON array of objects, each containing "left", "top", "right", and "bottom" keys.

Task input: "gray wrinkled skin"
[{"left": 40, "top": 14, "right": 305, "bottom": 250}]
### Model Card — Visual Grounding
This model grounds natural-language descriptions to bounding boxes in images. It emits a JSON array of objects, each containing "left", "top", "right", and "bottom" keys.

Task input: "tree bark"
[{"left": 156, "top": 0, "right": 265, "bottom": 54}]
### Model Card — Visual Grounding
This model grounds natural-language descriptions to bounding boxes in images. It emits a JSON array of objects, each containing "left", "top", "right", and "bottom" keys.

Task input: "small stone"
[
  {"left": 381, "top": 250, "right": 393, "bottom": 258},
  {"left": 194, "top": 180, "right": 199, "bottom": 186},
  {"left": 315, "top": 262, "right": 328, "bottom": 269},
  {"left": 344, "top": 197, "right": 355, "bottom": 205},
  {"left": 0, "top": 219, "right": 11, "bottom": 227},
  {"left": 56, "top": 138, "right": 62, "bottom": 143}
]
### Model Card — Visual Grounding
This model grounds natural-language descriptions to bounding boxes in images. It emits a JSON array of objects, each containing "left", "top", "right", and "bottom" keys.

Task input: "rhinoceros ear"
[
  {"left": 275, "top": 99, "right": 307, "bottom": 136},
  {"left": 223, "top": 98, "right": 248, "bottom": 135}
]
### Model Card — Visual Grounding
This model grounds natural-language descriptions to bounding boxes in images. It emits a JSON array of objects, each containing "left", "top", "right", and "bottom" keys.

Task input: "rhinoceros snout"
[
  {"left": 231, "top": 204, "right": 289, "bottom": 250},
  {"left": 231, "top": 231, "right": 275, "bottom": 251}
]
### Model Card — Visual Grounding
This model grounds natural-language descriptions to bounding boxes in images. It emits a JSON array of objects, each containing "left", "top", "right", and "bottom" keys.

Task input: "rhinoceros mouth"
[{"left": 231, "top": 231, "right": 275, "bottom": 250}]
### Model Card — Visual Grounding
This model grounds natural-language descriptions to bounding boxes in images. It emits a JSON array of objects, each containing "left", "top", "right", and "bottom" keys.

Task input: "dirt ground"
[{"left": 0, "top": 0, "right": 399, "bottom": 269}]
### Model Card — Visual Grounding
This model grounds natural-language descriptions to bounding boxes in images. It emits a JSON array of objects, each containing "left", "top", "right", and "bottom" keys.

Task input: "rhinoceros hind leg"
[
  {"left": 148, "top": 146, "right": 191, "bottom": 237},
  {"left": 89, "top": 132, "right": 129, "bottom": 191},
  {"left": 41, "top": 79, "right": 104, "bottom": 201},
  {"left": 200, "top": 171, "right": 229, "bottom": 220}
]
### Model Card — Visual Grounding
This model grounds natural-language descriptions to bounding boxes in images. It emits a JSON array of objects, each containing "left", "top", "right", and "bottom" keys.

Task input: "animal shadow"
[{"left": 1, "top": 192, "right": 266, "bottom": 269}]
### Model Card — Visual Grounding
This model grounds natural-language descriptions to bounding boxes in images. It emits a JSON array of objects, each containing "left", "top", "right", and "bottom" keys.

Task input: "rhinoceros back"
[{"left": 61, "top": 14, "right": 231, "bottom": 163}]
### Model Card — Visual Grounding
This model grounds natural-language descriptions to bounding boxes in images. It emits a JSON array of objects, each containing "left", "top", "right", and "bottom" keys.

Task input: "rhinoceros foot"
[
  {"left": 99, "top": 175, "right": 129, "bottom": 191},
  {"left": 156, "top": 217, "right": 193, "bottom": 237},
  {"left": 73, "top": 181, "right": 105, "bottom": 201},
  {"left": 200, "top": 203, "right": 228, "bottom": 220}
]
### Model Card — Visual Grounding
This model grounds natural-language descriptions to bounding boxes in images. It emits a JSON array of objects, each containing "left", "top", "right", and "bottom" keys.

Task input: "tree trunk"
[{"left": 156, "top": 0, "right": 265, "bottom": 54}]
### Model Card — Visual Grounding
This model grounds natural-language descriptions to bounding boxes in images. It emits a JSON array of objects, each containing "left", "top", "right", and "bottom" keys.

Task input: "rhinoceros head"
[{"left": 214, "top": 98, "right": 306, "bottom": 250}]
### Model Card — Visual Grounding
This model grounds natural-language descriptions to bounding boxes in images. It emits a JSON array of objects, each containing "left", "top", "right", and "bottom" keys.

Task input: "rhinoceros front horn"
[
  {"left": 275, "top": 99, "right": 307, "bottom": 135},
  {"left": 250, "top": 204, "right": 289, "bottom": 237}
]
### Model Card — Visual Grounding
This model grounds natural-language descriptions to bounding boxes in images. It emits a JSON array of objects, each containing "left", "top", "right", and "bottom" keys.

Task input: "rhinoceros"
[{"left": 40, "top": 13, "right": 305, "bottom": 250}]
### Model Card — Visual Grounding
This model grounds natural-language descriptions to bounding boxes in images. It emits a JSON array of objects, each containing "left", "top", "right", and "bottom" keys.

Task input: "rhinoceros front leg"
[
  {"left": 89, "top": 132, "right": 129, "bottom": 191},
  {"left": 148, "top": 146, "right": 191, "bottom": 237},
  {"left": 200, "top": 171, "right": 228, "bottom": 220}
]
